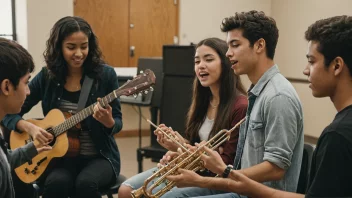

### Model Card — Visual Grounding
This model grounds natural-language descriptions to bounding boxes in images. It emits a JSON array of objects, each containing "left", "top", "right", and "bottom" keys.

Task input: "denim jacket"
[
  {"left": 234, "top": 65, "right": 304, "bottom": 192},
  {"left": 2, "top": 65, "right": 123, "bottom": 181}
]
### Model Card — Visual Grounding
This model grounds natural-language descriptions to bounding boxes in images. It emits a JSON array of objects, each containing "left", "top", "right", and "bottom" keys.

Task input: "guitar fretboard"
[{"left": 51, "top": 89, "right": 124, "bottom": 137}]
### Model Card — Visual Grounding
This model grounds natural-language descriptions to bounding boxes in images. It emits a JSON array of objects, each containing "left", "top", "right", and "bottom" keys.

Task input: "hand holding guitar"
[{"left": 93, "top": 98, "right": 115, "bottom": 128}]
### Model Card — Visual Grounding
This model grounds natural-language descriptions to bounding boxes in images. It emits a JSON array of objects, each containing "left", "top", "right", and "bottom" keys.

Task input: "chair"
[
  {"left": 132, "top": 57, "right": 168, "bottom": 173},
  {"left": 33, "top": 174, "right": 126, "bottom": 198},
  {"left": 101, "top": 174, "right": 127, "bottom": 198},
  {"left": 296, "top": 143, "right": 315, "bottom": 194}
]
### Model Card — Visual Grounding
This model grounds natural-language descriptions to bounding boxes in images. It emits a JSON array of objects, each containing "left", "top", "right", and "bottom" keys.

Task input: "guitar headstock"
[{"left": 119, "top": 69, "right": 156, "bottom": 96}]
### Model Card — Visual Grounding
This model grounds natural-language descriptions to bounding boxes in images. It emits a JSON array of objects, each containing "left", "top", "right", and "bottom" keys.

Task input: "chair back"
[{"left": 296, "top": 143, "right": 315, "bottom": 193}]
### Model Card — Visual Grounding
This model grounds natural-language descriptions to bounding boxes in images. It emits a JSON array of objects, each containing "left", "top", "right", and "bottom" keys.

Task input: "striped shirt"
[{"left": 59, "top": 89, "right": 98, "bottom": 156}]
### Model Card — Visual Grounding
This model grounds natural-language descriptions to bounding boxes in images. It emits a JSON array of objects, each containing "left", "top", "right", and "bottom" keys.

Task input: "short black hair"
[
  {"left": 305, "top": 15, "right": 352, "bottom": 76},
  {"left": 0, "top": 38, "right": 34, "bottom": 88},
  {"left": 221, "top": 10, "right": 279, "bottom": 59}
]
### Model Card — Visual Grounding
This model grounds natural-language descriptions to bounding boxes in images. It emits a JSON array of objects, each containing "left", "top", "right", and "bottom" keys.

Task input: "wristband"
[{"left": 222, "top": 164, "right": 233, "bottom": 178}]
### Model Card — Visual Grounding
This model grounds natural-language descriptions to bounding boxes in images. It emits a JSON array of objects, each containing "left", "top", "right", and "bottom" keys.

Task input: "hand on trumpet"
[
  {"left": 154, "top": 124, "right": 186, "bottom": 151},
  {"left": 196, "top": 142, "right": 227, "bottom": 176},
  {"left": 157, "top": 144, "right": 196, "bottom": 169},
  {"left": 157, "top": 150, "right": 179, "bottom": 168},
  {"left": 168, "top": 167, "right": 257, "bottom": 196},
  {"left": 166, "top": 168, "right": 205, "bottom": 188}
]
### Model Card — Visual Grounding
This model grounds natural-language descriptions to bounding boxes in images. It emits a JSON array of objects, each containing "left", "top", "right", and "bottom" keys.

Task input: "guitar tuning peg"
[
  {"left": 149, "top": 87, "right": 154, "bottom": 92},
  {"left": 139, "top": 70, "right": 144, "bottom": 74},
  {"left": 138, "top": 92, "right": 142, "bottom": 96},
  {"left": 144, "top": 90, "right": 149, "bottom": 94},
  {"left": 133, "top": 94, "right": 138, "bottom": 98},
  {"left": 127, "top": 80, "right": 131, "bottom": 82}
]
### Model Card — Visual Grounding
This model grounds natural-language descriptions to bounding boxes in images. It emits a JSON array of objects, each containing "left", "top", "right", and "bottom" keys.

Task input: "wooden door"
[
  {"left": 74, "top": 0, "right": 178, "bottom": 67},
  {"left": 74, "top": 0, "right": 129, "bottom": 67},
  {"left": 129, "top": 0, "right": 178, "bottom": 67}
]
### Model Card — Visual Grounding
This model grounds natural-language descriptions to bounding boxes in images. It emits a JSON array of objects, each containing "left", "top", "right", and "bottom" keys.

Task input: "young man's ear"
[
  {"left": 255, "top": 38, "right": 266, "bottom": 54},
  {"left": 0, "top": 79, "right": 11, "bottom": 96},
  {"left": 332, "top": 57, "right": 344, "bottom": 76}
]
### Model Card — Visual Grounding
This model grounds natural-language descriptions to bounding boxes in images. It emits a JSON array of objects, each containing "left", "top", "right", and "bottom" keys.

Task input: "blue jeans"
[
  {"left": 122, "top": 167, "right": 230, "bottom": 198},
  {"left": 190, "top": 193, "right": 247, "bottom": 198}
]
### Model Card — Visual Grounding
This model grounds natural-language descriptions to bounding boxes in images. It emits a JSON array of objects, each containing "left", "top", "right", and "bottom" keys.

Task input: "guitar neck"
[
  {"left": 49, "top": 69, "right": 156, "bottom": 137},
  {"left": 52, "top": 89, "right": 123, "bottom": 136}
]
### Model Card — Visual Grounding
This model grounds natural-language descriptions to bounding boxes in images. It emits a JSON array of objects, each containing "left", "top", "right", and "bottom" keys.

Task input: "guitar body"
[{"left": 10, "top": 109, "right": 69, "bottom": 184}]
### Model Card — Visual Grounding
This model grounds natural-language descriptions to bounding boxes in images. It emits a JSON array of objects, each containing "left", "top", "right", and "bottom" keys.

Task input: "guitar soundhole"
[{"left": 46, "top": 128, "right": 56, "bottom": 147}]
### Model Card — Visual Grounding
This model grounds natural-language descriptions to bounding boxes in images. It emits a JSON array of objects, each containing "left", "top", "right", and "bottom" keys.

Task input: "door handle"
[{"left": 130, "top": 46, "right": 135, "bottom": 57}]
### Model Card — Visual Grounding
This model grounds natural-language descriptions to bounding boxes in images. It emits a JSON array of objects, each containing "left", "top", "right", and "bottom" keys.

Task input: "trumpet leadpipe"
[{"left": 147, "top": 119, "right": 191, "bottom": 153}]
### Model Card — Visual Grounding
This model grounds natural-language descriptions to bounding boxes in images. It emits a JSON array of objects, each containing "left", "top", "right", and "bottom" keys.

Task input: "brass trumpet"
[{"left": 131, "top": 118, "right": 245, "bottom": 198}]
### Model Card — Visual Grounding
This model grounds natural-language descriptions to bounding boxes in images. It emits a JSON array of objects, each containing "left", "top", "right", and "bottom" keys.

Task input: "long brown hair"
[{"left": 185, "top": 38, "right": 246, "bottom": 144}]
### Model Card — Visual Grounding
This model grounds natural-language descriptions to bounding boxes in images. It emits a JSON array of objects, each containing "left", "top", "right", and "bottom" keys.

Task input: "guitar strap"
[
  {"left": 77, "top": 76, "right": 94, "bottom": 112},
  {"left": 42, "top": 68, "right": 94, "bottom": 112}
]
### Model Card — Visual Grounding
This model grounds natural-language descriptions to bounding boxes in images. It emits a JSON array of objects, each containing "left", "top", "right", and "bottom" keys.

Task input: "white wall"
[
  {"left": 179, "top": 0, "right": 272, "bottom": 45},
  {"left": 178, "top": 0, "right": 272, "bottom": 90},
  {"left": 271, "top": 0, "right": 352, "bottom": 137},
  {"left": 15, "top": 0, "right": 28, "bottom": 49},
  {"left": 21, "top": 0, "right": 73, "bottom": 119},
  {"left": 26, "top": 0, "right": 73, "bottom": 74},
  {"left": 272, "top": 0, "right": 352, "bottom": 79},
  {"left": 0, "top": 0, "right": 13, "bottom": 37}
]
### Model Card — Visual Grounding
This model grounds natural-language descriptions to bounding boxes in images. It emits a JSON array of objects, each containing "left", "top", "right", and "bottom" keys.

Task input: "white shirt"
[{"left": 198, "top": 117, "right": 214, "bottom": 141}]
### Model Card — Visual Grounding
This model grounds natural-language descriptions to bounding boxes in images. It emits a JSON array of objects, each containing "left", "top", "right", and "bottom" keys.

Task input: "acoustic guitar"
[{"left": 10, "top": 69, "right": 156, "bottom": 184}]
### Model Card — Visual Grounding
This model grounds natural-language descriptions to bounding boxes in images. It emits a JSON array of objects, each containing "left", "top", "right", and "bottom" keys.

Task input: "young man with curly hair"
[
  {"left": 169, "top": 14, "right": 352, "bottom": 198},
  {"left": 167, "top": 10, "right": 304, "bottom": 198}
]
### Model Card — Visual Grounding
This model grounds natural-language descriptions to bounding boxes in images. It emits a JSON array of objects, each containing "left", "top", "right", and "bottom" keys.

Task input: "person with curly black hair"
[
  {"left": 2, "top": 16, "right": 123, "bottom": 198},
  {"left": 167, "top": 10, "right": 304, "bottom": 198},
  {"left": 169, "top": 14, "right": 352, "bottom": 198}
]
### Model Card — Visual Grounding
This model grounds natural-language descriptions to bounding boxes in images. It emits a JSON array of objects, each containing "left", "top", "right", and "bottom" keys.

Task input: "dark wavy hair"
[
  {"left": 0, "top": 38, "right": 34, "bottom": 89},
  {"left": 305, "top": 15, "right": 352, "bottom": 76},
  {"left": 43, "top": 16, "right": 104, "bottom": 81},
  {"left": 185, "top": 38, "right": 246, "bottom": 143},
  {"left": 221, "top": 10, "right": 279, "bottom": 60}
]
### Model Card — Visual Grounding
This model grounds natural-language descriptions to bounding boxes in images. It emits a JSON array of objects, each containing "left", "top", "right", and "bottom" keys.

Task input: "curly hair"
[
  {"left": 43, "top": 16, "right": 104, "bottom": 81},
  {"left": 221, "top": 10, "right": 279, "bottom": 60},
  {"left": 185, "top": 38, "right": 246, "bottom": 143},
  {"left": 0, "top": 38, "right": 34, "bottom": 88},
  {"left": 305, "top": 15, "right": 352, "bottom": 75}
]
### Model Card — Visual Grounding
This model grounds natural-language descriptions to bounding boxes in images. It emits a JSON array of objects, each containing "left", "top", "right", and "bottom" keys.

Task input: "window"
[{"left": 0, "top": 0, "right": 16, "bottom": 40}]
